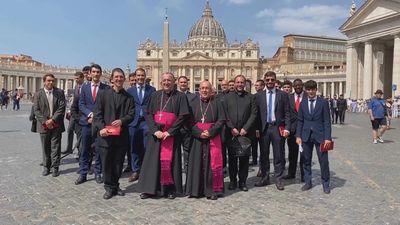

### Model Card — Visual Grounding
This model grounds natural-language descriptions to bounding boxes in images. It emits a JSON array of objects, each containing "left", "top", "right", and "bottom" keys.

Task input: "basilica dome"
[{"left": 187, "top": 1, "right": 227, "bottom": 47}]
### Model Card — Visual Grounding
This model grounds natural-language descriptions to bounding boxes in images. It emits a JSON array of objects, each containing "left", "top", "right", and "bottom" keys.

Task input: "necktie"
[
  {"left": 47, "top": 91, "right": 53, "bottom": 117},
  {"left": 267, "top": 90, "right": 273, "bottom": 123},
  {"left": 138, "top": 86, "right": 143, "bottom": 117},
  {"left": 295, "top": 94, "right": 301, "bottom": 112},
  {"left": 138, "top": 86, "right": 143, "bottom": 104},
  {"left": 310, "top": 99, "right": 315, "bottom": 114},
  {"left": 92, "top": 84, "right": 97, "bottom": 101}
]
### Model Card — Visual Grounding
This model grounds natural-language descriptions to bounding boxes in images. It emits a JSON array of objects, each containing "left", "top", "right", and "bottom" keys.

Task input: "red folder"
[
  {"left": 42, "top": 122, "right": 59, "bottom": 130},
  {"left": 105, "top": 126, "right": 121, "bottom": 136},
  {"left": 279, "top": 125, "right": 286, "bottom": 137},
  {"left": 320, "top": 141, "right": 334, "bottom": 152}
]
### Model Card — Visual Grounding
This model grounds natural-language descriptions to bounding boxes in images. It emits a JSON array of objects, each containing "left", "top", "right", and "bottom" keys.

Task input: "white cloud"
[
  {"left": 221, "top": 0, "right": 253, "bottom": 5},
  {"left": 257, "top": 4, "right": 348, "bottom": 37},
  {"left": 255, "top": 8, "right": 275, "bottom": 18}
]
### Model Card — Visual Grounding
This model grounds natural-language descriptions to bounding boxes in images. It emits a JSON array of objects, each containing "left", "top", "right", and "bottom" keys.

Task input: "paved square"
[{"left": 0, "top": 103, "right": 399, "bottom": 224}]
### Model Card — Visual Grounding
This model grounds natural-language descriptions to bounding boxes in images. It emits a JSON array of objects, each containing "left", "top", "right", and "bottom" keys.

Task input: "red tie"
[
  {"left": 295, "top": 94, "right": 301, "bottom": 112},
  {"left": 92, "top": 84, "right": 97, "bottom": 101}
]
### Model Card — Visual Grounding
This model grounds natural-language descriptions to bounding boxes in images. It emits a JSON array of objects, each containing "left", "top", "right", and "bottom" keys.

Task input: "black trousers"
[
  {"left": 259, "top": 125, "right": 285, "bottom": 181},
  {"left": 302, "top": 141, "right": 330, "bottom": 188},
  {"left": 40, "top": 130, "right": 62, "bottom": 169},
  {"left": 177, "top": 129, "right": 191, "bottom": 172},
  {"left": 99, "top": 144, "right": 127, "bottom": 192},
  {"left": 286, "top": 133, "right": 304, "bottom": 178},
  {"left": 338, "top": 110, "right": 345, "bottom": 123},
  {"left": 228, "top": 154, "right": 249, "bottom": 184},
  {"left": 251, "top": 138, "right": 259, "bottom": 164}
]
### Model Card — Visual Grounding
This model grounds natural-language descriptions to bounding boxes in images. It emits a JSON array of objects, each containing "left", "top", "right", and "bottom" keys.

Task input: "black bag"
[
  {"left": 227, "top": 136, "right": 252, "bottom": 157},
  {"left": 31, "top": 119, "right": 37, "bottom": 133}
]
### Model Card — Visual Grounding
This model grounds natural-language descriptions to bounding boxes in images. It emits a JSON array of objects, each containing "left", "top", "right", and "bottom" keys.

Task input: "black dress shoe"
[
  {"left": 282, "top": 175, "right": 295, "bottom": 180},
  {"left": 116, "top": 188, "right": 125, "bottom": 196},
  {"left": 75, "top": 176, "right": 87, "bottom": 185},
  {"left": 275, "top": 181, "right": 284, "bottom": 191},
  {"left": 167, "top": 192, "right": 176, "bottom": 199},
  {"left": 301, "top": 183, "right": 312, "bottom": 191},
  {"left": 228, "top": 181, "right": 237, "bottom": 190},
  {"left": 254, "top": 177, "right": 270, "bottom": 187},
  {"left": 52, "top": 168, "right": 60, "bottom": 177},
  {"left": 140, "top": 193, "right": 153, "bottom": 199},
  {"left": 207, "top": 195, "right": 218, "bottom": 200},
  {"left": 323, "top": 187, "right": 331, "bottom": 194},
  {"left": 128, "top": 172, "right": 139, "bottom": 182},
  {"left": 103, "top": 191, "right": 114, "bottom": 200},
  {"left": 95, "top": 175, "right": 103, "bottom": 184},
  {"left": 42, "top": 168, "right": 50, "bottom": 176},
  {"left": 239, "top": 183, "right": 248, "bottom": 192}
]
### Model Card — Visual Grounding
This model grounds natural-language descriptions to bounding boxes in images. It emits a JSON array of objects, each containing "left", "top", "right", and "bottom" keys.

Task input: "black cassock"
[
  {"left": 185, "top": 96, "right": 225, "bottom": 197},
  {"left": 137, "top": 90, "right": 190, "bottom": 196},
  {"left": 93, "top": 89, "right": 135, "bottom": 192}
]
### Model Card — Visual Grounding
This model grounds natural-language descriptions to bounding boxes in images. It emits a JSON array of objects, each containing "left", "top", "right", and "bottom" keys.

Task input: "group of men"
[{"left": 33, "top": 64, "right": 333, "bottom": 200}]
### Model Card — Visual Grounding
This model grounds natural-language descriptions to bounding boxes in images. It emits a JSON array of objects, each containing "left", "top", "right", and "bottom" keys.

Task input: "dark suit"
[
  {"left": 296, "top": 97, "right": 331, "bottom": 189},
  {"left": 66, "top": 85, "right": 82, "bottom": 153},
  {"left": 93, "top": 88, "right": 135, "bottom": 193},
  {"left": 337, "top": 98, "right": 347, "bottom": 124},
  {"left": 126, "top": 84, "right": 156, "bottom": 173},
  {"left": 33, "top": 88, "right": 66, "bottom": 170},
  {"left": 329, "top": 99, "right": 339, "bottom": 123},
  {"left": 224, "top": 91, "right": 257, "bottom": 185},
  {"left": 215, "top": 91, "right": 229, "bottom": 168},
  {"left": 78, "top": 82, "right": 110, "bottom": 177},
  {"left": 285, "top": 92, "right": 306, "bottom": 178},
  {"left": 255, "top": 89, "right": 290, "bottom": 181},
  {"left": 178, "top": 91, "right": 197, "bottom": 173}
]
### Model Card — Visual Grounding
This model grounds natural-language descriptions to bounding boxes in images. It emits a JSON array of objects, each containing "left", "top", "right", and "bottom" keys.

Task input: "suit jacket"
[
  {"left": 93, "top": 88, "right": 135, "bottom": 147},
  {"left": 33, "top": 87, "right": 66, "bottom": 134},
  {"left": 337, "top": 98, "right": 347, "bottom": 111},
  {"left": 79, "top": 82, "right": 110, "bottom": 126},
  {"left": 289, "top": 92, "right": 307, "bottom": 134},
  {"left": 126, "top": 84, "right": 156, "bottom": 127},
  {"left": 255, "top": 89, "right": 290, "bottom": 133},
  {"left": 296, "top": 97, "right": 332, "bottom": 143},
  {"left": 70, "top": 85, "right": 82, "bottom": 121}
]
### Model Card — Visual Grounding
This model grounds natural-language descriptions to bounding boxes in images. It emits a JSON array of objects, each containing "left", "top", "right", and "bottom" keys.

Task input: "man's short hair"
[
  {"left": 228, "top": 79, "right": 234, "bottom": 83},
  {"left": 135, "top": 68, "right": 146, "bottom": 75},
  {"left": 111, "top": 68, "right": 125, "bottom": 79},
  {"left": 178, "top": 76, "right": 188, "bottom": 81},
  {"left": 264, "top": 71, "right": 276, "bottom": 79},
  {"left": 234, "top": 74, "right": 246, "bottom": 82},
  {"left": 74, "top": 71, "right": 84, "bottom": 79},
  {"left": 129, "top": 72, "right": 136, "bottom": 78},
  {"left": 162, "top": 72, "right": 175, "bottom": 81},
  {"left": 275, "top": 80, "right": 282, "bottom": 86},
  {"left": 293, "top": 78, "right": 303, "bottom": 84},
  {"left": 282, "top": 79, "right": 292, "bottom": 87},
  {"left": 43, "top": 73, "right": 55, "bottom": 82},
  {"left": 304, "top": 80, "right": 318, "bottom": 90},
  {"left": 90, "top": 64, "right": 102, "bottom": 73},
  {"left": 82, "top": 66, "right": 91, "bottom": 72},
  {"left": 256, "top": 79, "right": 265, "bottom": 85}
]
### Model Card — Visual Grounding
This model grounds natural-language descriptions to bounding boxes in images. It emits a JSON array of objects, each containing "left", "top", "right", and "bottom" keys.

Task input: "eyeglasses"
[{"left": 265, "top": 78, "right": 275, "bottom": 82}]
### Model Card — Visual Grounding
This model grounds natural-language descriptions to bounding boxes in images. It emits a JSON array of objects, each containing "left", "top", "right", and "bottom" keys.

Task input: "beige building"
[
  {"left": 263, "top": 34, "right": 347, "bottom": 97},
  {"left": 340, "top": 0, "right": 400, "bottom": 99},
  {"left": 137, "top": 1, "right": 261, "bottom": 92}
]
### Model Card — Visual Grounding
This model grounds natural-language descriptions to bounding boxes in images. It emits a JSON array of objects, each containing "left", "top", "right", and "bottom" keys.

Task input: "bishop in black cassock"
[
  {"left": 138, "top": 73, "right": 190, "bottom": 199},
  {"left": 186, "top": 81, "right": 225, "bottom": 200}
]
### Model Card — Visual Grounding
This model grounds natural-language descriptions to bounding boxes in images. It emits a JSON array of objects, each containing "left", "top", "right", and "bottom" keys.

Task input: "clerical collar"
[
  {"left": 236, "top": 90, "right": 245, "bottom": 96},
  {"left": 179, "top": 89, "right": 188, "bottom": 94},
  {"left": 163, "top": 89, "right": 174, "bottom": 96},
  {"left": 201, "top": 97, "right": 210, "bottom": 102}
]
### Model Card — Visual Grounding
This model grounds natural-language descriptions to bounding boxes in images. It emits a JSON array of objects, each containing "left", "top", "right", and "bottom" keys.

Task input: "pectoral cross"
[
  {"left": 201, "top": 117, "right": 205, "bottom": 123},
  {"left": 159, "top": 113, "right": 163, "bottom": 120}
]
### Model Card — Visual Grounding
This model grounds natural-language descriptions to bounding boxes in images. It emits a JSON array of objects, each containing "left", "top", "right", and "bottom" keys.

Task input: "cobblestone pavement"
[{"left": 0, "top": 103, "right": 399, "bottom": 225}]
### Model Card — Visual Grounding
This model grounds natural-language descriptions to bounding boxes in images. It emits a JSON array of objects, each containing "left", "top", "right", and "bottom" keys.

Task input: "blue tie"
[
  {"left": 310, "top": 99, "right": 315, "bottom": 114},
  {"left": 267, "top": 90, "right": 273, "bottom": 123},
  {"left": 138, "top": 86, "right": 143, "bottom": 117}
]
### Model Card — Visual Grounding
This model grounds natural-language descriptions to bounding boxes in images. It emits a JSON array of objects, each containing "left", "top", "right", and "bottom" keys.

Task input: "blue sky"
[{"left": 0, "top": 0, "right": 363, "bottom": 69}]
